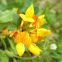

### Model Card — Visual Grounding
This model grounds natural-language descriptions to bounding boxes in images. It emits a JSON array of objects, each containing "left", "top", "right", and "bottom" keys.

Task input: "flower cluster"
[{"left": 3, "top": 4, "right": 51, "bottom": 56}]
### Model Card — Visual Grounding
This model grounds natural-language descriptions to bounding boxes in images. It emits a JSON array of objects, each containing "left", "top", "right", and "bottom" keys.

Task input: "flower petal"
[
  {"left": 38, "top": 14, "right": 45, "bottom": 19},
  {"left": 10, "top": 31, "right": 21, "bottom": 43},
  {"left": 30, "top": 29, "right": 44, "bottom": 42},
  {"left": 38, "top": 15, "right": 46, "bottom": 26},
  {"left": 2, "top": 28, "right": 9, "bottom": 34},
  {"left": 20, "top": 14, "right": 34, "bottom": 22},
  {"left": 25, "top": 4, "right": 34, "bottom": 18},
  {"left": 28, "top": 43, "right": 43, "bottom": 56},
  {"left": 2, "top": 28, "right": 10, "bottom": 38},
  {"left": 20, "top": 31, "right": 32, "bottom": 47},
  {"left": 37, "top": 28, "right": 51, "bottom": 37},
  {"left": 16, "top": 43, "right": 25, "bottom": 56},
  {"left": 31, "top": 33, "right": 38, "bottom": 42}
]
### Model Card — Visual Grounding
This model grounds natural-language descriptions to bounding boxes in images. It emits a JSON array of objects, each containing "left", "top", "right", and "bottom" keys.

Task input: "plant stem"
[
  {"left": 5, "top": 50, "right": 37, "bottom": 60},
  {"left": 0, "top": 36, "right": 7, "bottom": 49}
]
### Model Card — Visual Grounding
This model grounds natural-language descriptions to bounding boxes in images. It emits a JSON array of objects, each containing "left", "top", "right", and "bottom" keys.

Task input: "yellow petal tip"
[
  {"left": 28, "top": 43, "right": 42, "bottom": 56},
  {"left": 16, "top": 43, "right": 25, "bottom": 56},
  {"left": 25, "top": 4, "right": 34, "bottom": 18}
]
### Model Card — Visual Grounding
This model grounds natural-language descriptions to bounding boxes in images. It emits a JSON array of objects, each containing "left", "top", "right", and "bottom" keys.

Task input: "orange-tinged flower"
[
  {"left": 30, "top": 28, "right": 51, "bottom": 43},
  {"left": 31, "top": 15, "right": 46, "bottom": 28},
  {"left": 2, "top": 28, "right": 9, "bottom": 34},
  {"left": 19, "top": 4, "right": 46, "bottom": 29},
  {"left": 31, "top": 33, "right": 44, "bottom": 43},
  {"left": 19, "top": 31, "right": 32, "bottom": 47},
  {"left": 10, "top": 31, "right": 21, "bottom": 43},
  {"left": 2, "top": 28, "right": 11, "bottom": 38},
  {"left": 9, "top": 4, "right": 52, "bottom": 57},
  {"left": 10, "top": 30, "right": 43, "bottom": 56},
  {"left": 10, "top": 30, "right": 32, "bottom": 47},
  {"left": 31, "top": 33, "right": 38, "bottom": 43},
  {"left": 10, "top": 28, "right": 51, "bottom": 56}
]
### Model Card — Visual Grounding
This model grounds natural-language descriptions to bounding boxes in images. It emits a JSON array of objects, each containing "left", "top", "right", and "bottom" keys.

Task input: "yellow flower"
[
  {"left": 10, "top": 30, "right": 42, "bottom": 56},
  {"left": 31, "top": 33, "right": 44, "bottom": 43},
  {"left": 9, "top": 4, "right": 52, "bottom": 57},
  {"left": 2, "top": 28, "right": 10, "bottom": 38},
  {"left": 16, "top": 43, "right": 25, "bottom": 56},
  {"left": 10, "top": 31, "right": 32, "bottom": 47},
  {"left": 10, "top": 28, "right": 51, "bottom": 56},
  {"left": 10, "top": 30, "right": 21, "bottom": 43},
  {"left": 32, "top": 15, "right": 46, "bottom": 28},
  {"left": 31, "top": 28, "right": 51, "bottom": 43},
  {"left": 37, "top": 28, "right": 51, "bottom": 37},
  {"left": 19, "top": 31, "right": 32, "bottom": 47},
  {"left": 28, "top": 43, "right": 43, "bottom": 56},
  {"left": 31, "top": 33, "right": 38, "bottom": 43},
  {"left": 16, "top": 42, "right": 42, "bottom": 56},
  {"left": 19, "top": 4, "right": 46, "bottom": 28},
  {"left": 19, "top": 4, "right": 34, "bottom": 22}
]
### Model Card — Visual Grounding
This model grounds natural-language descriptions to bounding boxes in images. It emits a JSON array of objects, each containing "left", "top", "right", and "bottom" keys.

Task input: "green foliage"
[
  {"left": 18, "top": 58, "right": 26, "bottom": 62},
  {"left": 0, "top": 0, "right": 62, "bottom": 62},
  {"left": 20, "top": 0, "right": 33, "bottom": 13},
  {"left": 0, "top": 52, "right": 9, "bottom": 62},
  {"left": 0, "top": 37, "right": 7, "bottom": 49},
  {"left": 8, "top": 24, "right": 17, "bottom": 31},
  {"left": 7, "top": 37, "right": 17, "bottom": 55},
  {"left": 0, "top": 9, "right": 17, "bottom": 23}
]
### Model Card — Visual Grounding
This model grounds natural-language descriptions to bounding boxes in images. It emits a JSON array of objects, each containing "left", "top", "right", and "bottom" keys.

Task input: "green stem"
[
  {"left": 0, "top": 36, "right": 7, "bottom": 49},
  {"left": 5, "top": 50, "right": 37, "bottom": 60},
  {"left": 0, "top": 50, "right": 37, "bottom": 60}
]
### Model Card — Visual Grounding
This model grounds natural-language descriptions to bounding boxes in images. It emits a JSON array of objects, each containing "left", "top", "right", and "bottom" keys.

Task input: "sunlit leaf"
[{"left": 0, "top": 9, "right": 17, "bottom": 23}]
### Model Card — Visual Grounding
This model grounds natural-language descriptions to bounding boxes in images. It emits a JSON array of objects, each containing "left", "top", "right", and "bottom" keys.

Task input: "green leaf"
[
  {"left": 0, "top": 9, "right": 17, "bottom": 23},
  {"left": 1, "top": 0, "right": 8, "bottom": 5},
  {"left": 5, "top": 50, "right": 15, "bottom": 57},
  {"left": 34, "top": 3, "right": 41, "bottom": 15},
  {"left": 8, "top": 24, "right": 17, "bottom": 31},
  {"left": 20, "top": 0, "right": 33, "bottom": 13},
  {"left": 12, "top": 14, "right": 21, "bottom": 29},
  {"left": 51, "top": 53, "right": 62, "bottom": 60},
  {"left": 0, "top": 52, "right": 9, "bottom": 62},
  {"left": 0, "top": 22, "right": 10, "bottom": 30},
  {"left": 7, "top": 37, "right": 17, "bottom": 55},
  {"left": 0, "top": 37, "right": 7, "bottom": 49},
  {"left": 0, "top": 4, "right": 7, "bottom": 11}
]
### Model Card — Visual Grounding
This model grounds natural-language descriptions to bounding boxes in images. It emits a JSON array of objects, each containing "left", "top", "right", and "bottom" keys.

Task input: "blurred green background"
[{"left": 0, "top": 0, "right": 62, "bottom": 62}]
